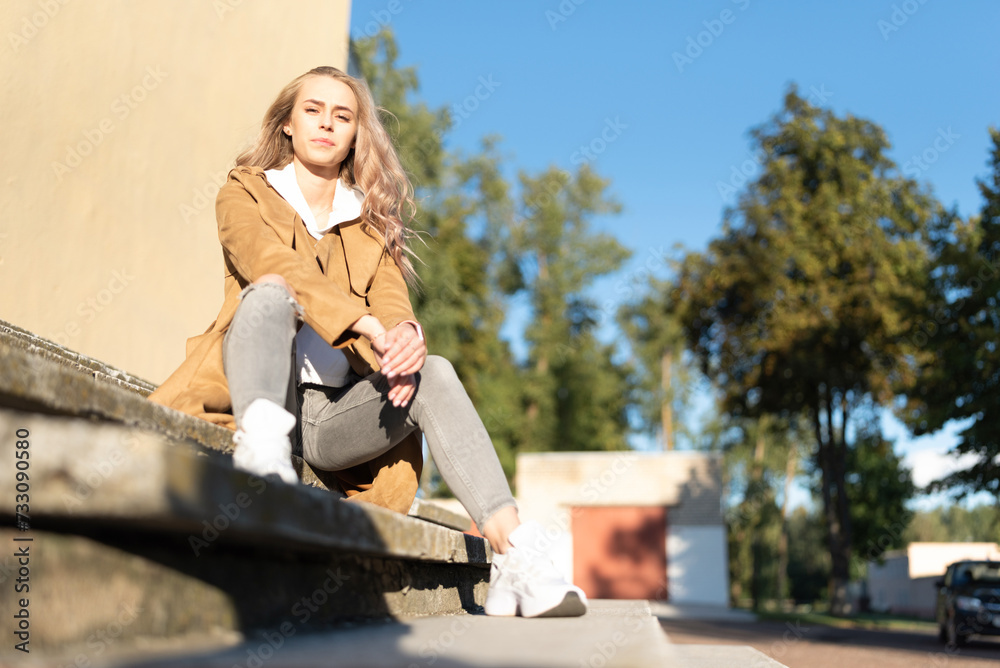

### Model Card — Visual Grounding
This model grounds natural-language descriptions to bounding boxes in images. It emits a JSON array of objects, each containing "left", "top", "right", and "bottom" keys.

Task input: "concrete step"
[
  {"left": 0, "top": 407, "right": 490, "bottom": 654},
  {"left": 0, "top": 317, "right": 469, "bottom": 527},
  {"left": 22, "top": 601, "right": 784, "bottom": 668}
]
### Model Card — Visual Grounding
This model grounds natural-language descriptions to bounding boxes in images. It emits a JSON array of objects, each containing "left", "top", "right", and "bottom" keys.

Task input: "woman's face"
[{"left": 283, "top": 76, "right": 358, "bottom": 177}]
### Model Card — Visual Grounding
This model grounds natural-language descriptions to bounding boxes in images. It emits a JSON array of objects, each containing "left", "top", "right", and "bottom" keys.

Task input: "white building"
[
  {"left": 867, "top": 542, "right": 1000, "bottom": 618},
  {"left": 514, "top": 450, "right": 729, "bottom": 606}
]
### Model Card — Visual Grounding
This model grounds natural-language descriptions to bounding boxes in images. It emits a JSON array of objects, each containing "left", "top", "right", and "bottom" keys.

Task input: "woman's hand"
[{"left": 371, "top": 322, "right": 426, "bottom": 407}]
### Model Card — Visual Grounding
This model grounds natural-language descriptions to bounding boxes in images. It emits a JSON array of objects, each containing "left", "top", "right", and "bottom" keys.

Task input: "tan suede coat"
[{"left": 148, "top": 166, "right": 421, "bottom": 513}]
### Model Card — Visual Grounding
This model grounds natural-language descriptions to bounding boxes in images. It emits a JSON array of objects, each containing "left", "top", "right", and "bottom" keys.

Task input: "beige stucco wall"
[
  {"left": 0, "top": 0, "right": 351, "bottom": 383},
  {"left": 515, "top": 451, "right": 724, "bottom": 525}
]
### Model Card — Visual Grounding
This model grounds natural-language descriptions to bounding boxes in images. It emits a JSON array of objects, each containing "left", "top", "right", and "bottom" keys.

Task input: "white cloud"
[{"left": 905, "top": 447, "right": 979, "bottom": 489}]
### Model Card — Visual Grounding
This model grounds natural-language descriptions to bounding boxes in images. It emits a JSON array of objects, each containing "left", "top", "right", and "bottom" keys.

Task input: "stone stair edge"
[
  {"left": 0, "top": 335, "right": 233, "bottom": 447},
  {"left": 93, "top": 600, "right": 691, "bottom": 668},
  {"left": 0, "top": 407, "right": 490, "bottom": 566},
  {"left": 2, "top": 333, "right": 479, "bottom": 531},
  {"left": 0, "top": 317, "right": 157, "bottom": 394}
]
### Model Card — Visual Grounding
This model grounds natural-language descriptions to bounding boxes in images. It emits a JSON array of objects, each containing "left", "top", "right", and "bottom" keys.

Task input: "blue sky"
[{"left": 349, "top": 1, "right": 1000, "bottom": 509}]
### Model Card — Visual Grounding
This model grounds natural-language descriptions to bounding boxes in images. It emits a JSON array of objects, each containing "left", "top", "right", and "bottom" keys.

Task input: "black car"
[{"left": 936, "top": 559, "right": 1000, "bottom": 646}]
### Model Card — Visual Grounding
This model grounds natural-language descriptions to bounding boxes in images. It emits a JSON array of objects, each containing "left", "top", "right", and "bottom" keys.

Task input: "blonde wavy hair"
[{"left": 236, "top": 66, "right": 418, "bottom": 285}]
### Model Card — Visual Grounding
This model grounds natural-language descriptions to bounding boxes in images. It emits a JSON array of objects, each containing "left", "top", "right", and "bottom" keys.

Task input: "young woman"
[{"left": 149, "top": 66, "right": 587, "bottom": 618}]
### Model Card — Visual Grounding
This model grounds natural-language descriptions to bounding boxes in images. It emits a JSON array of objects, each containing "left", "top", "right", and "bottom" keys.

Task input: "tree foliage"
[
  {"left": 906, "top": 129, "right": 1000, "bottom": 502},
  {"left": 904, "top": 503, "right": 1000, "bottom": 543},
  {"left": 352, "top": 30, "right": 636, "bottom": 492},
  {"left": 618, "top": 278, "right": 702, "bottom": 449},
  {"left": 667, "top": 86, "right": 933, "bottom": 612},
  {"left": 352, "top": 34, "right": 521, "bottom": 484}
]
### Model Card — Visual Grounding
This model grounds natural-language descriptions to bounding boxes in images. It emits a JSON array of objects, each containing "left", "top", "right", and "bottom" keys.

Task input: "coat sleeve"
[
  {"left": 216, "top": 177, "right": 371, "bottom": 347},
  {"left": 367, "top": 247, "right": 418, "bottom": 330}
]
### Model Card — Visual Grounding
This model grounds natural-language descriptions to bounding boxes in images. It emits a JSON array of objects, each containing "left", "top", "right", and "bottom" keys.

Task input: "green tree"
[
  {"left": 618, "top": 279, "right": 698, "bottom": 450},
  {"left": 843, "top": 417, "right": 915, "bottom": 570},
  {"left": 493, "top": 165, "right": 634, "bottom": 452},
  {"left": 906, "top": 129, "right": 1000, "bottom": 503},
  {"left": 351, "top": 32, "right": 524, "bottom": 484},
  {"left": 669, "top": 86, "right": 938, "bottom": 613},
  {"left": 352, "top": 30, "right": 637, "bottom": 486},
  {"left": 722, "top": 415, "right": 801, "bottom": 608},
  {"left": 786, "top": 507, "right": 830, "bottom": 603},
  {"left": 904, "top": 504, "right": 1000, "bottom": 543}
]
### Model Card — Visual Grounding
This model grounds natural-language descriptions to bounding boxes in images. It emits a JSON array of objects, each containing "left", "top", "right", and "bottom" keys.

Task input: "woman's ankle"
[{"left": 481, "top": 505, "right": 520, "bottom": 554}]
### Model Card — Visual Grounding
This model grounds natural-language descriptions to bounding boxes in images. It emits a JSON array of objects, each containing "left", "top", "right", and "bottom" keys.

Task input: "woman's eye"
[
  {"left": 306, "top": 107, "right": 318, "bottom": 113},
  {"left": 337, "top": 115, "right": 351, "bottom": 122}
]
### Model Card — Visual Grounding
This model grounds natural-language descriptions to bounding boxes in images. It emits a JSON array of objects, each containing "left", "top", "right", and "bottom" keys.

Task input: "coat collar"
[{"left": 227, "top": 166, "right": 384, "bottom": 296}]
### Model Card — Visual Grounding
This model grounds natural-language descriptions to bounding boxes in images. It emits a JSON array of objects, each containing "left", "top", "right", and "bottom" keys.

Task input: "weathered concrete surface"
[
  {"left": 409, "top": 498, "right": 473, "bottom": 533},
  {"left": 101, "top": 601, "right": 677, "bottom": 668},
  {"left": 0, "top": 407, "right": 491, "bottom": 654},
  {"left": 0, "top": 318, "right": 158, "bottom": 394},
  {"left": 1, "top": 321, "right": 398, "bottom": 494},
  {"left": 0, "top": 528, "right": 487, "bottom": 655},
  {"left": 0, "top": 330, "right": 232, "bottom": 452},
  {"left": 665, "top": 645, "right": 788, "bottom": 667},
  {"left": 77, "top": 600, "right": 789, "bottom": 668},
  {"left": 0, "top": 408, "right": 490, "bottom": 564}
]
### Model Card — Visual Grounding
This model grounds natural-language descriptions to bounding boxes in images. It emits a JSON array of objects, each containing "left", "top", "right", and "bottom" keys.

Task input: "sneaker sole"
[{"left": 529, "top": 592, "right": 587, "bottom": 618}]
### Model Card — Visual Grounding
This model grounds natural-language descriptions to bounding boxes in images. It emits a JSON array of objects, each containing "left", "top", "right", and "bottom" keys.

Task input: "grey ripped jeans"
[{"left": 221, "top": 280, "right": 517, "bottom": 531}]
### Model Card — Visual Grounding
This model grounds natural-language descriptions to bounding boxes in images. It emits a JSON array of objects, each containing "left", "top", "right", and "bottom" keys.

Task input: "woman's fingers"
[
  {"left": 380, "top": 325, "right": 425, "bottom": 378},
  {"left": 387, "top": 374, "right": 416, "bottom": 407},
  {"left": 386, "top": 340, "right": 426, "bottom": 378}
]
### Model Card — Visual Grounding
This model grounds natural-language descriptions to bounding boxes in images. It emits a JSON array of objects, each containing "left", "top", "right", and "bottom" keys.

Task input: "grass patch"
[{"left": 753, "top": 609, "right": 937, "bottom": 633}]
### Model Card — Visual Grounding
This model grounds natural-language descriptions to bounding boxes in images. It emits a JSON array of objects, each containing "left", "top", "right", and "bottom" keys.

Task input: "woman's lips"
[{"left": 312, "top": 138, "right": 333, "bottom": 146}]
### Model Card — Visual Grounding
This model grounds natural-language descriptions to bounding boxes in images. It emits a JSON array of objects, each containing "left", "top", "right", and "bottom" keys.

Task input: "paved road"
[{"left": 659, "top": 618, "right": 1000, "bottom": 668}]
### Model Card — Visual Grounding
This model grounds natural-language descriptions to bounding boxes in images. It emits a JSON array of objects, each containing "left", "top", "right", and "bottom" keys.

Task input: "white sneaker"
[
  {"left": 231, "top": 398, "right": 299, "bottom": 485},
  {"left": 483, "top": 521, "right": 588, "bottom": 618}
]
